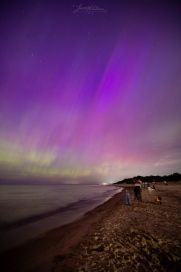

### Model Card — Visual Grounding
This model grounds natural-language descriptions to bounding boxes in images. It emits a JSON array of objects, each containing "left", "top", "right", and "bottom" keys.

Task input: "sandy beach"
[{"left": 1, "top": 183, "right": 181, "bottom": 272}]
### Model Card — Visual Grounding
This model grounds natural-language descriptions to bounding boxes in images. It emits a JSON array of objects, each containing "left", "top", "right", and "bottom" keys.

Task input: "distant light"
[{"left": 102, "top": 182, "right": 108, "bottom": 185}]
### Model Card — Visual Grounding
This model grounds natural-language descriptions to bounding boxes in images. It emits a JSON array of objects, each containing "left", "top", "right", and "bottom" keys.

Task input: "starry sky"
[{"left": 0, "top": 0, "right": 181, "bottom": 183}]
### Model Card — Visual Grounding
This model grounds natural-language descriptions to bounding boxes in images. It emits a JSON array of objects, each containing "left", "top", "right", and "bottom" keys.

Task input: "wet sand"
[{"left": 1, "top": 183, "right": 181, "bottom": 272}]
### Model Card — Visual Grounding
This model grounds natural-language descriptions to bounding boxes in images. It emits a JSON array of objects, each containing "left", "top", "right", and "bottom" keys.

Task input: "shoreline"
[
  {"left": 0, "top": 190, "right": 123, "bottom": 271},
  {"left": 1, "top": 183, "right": 181, "bottom": 272},
  {"left": 0, "top": 194, "right": 119, "bottom": 231},
  {"left": 0, "top": 186, "right": 122, "bottom": 252}
]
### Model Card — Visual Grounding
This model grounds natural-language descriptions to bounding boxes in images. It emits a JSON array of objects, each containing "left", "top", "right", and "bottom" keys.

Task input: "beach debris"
[
  {"left": 91, "top": 243, "right": 104, "bottom": 252},
  {"left": 71, "top": 228, "right": 181, "bottom": 272}
]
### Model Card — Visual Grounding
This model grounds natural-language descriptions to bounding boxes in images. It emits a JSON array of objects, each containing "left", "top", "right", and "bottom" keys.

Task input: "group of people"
[
  {"left": 123, "top": 179, "right": 142, "bottom": 205},
  {"left": 122, "top": 179, "right": 162, "bottom": 205}
]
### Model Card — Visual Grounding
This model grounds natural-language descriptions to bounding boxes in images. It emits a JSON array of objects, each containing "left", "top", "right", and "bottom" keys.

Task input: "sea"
[{"left": 0, "top": 183, "right": 122, "bottom": 252}]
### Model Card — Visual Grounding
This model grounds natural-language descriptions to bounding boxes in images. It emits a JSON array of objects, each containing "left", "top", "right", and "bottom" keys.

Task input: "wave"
[
  {"left": 0, "top": 189, "right": 120, "bottom": 232},
  {"left": 0, "top": 198, "right": 95, "bottom": 231}
]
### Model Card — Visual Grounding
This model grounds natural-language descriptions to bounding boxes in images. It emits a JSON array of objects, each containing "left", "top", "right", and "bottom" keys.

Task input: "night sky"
[{"left": 0, "top": 0, "right": 181, "bottom": 183}]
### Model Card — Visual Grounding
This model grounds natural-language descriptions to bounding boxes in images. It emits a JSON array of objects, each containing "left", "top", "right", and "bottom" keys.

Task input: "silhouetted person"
[{"left": 133, "top": 179, "right": 142, "bottom": 202}]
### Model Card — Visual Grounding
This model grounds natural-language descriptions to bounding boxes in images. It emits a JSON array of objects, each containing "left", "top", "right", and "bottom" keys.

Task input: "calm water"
[{"left": 0, "top": 184, "right": 122, "bottom": 251}]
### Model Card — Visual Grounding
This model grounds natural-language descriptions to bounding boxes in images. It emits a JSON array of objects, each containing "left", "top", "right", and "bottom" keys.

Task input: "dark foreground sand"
[{"left": 1, "top": 183, "right": 181, "bottom": 272}]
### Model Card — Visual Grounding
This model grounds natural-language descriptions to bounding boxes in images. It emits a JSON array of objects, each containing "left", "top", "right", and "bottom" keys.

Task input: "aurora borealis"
[{"left": 0, "top": 1, "right": 181, "bottom": 183}]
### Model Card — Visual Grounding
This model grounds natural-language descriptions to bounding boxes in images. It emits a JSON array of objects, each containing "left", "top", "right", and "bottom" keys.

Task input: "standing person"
[
  {"left": 123, "top": 189, "right": 131, "bottom": 205},
  {"left": 133, "top": 179, "right": 142, "bottom": 202}
]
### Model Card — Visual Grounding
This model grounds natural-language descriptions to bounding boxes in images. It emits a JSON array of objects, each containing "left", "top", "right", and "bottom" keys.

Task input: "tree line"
[{"left": 115, "top": 172, "right": 181, "bottom": 184}]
